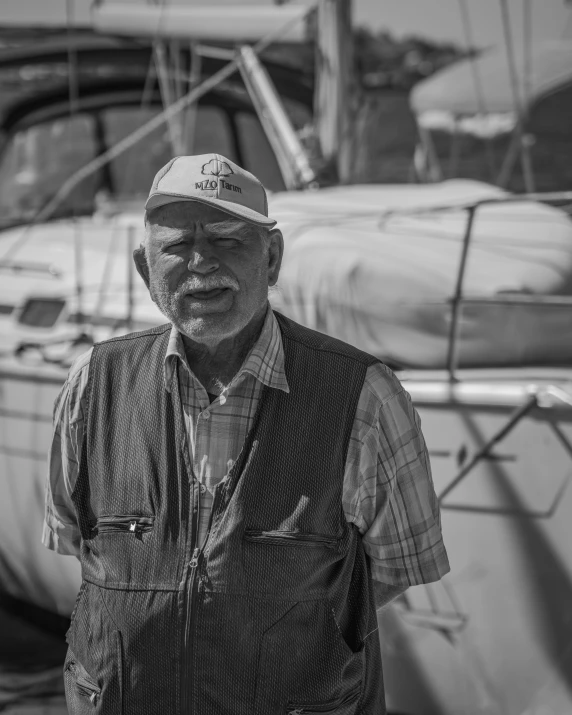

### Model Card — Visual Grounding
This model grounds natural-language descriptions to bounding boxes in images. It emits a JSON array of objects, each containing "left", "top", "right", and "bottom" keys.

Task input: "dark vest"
[{"left": 65, "top": 312, "right": 385, "bottom": 715}]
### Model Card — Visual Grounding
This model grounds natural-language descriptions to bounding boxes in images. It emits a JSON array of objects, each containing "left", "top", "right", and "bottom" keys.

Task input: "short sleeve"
[
  {"left": 42, "top": 348, "right": 92, "bottom": 556},
  {"left": 343, "top": 362, "right": 450, "bottom": 588}
]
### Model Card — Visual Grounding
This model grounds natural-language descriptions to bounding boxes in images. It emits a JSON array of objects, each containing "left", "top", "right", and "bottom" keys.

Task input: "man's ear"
[
  {"left": 133, "top": 245, "right": 151, "bottom": 290},
  {"left": 267, "top": 228, "right": 284, "bottom": 287}
]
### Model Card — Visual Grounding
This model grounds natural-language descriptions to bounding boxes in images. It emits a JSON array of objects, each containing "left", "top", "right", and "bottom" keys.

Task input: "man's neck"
[{"left": 181, "top": 309, "right": 267, "bottom": 395}]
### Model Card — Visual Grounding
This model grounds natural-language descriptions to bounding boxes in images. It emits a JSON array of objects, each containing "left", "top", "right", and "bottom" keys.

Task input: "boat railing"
[
  {"left": 387, "top": 190, "right": 572, "bottom": 515},
  {"left": 380, "top": 190, "right": 572, "bottom": 384}
]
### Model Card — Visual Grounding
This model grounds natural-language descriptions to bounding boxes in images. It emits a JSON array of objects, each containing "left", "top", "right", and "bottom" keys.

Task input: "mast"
[{"left": 314, "top": 0, "right": 354, "bottom": 183}]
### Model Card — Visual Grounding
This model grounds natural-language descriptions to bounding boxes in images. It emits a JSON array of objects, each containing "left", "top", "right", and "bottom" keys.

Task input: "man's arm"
[
  {"left": 344, "top": 362, "right": 450, "bottom": 596},
  {"left": 43, "top": 348, "right": 92, "bottom": 558}
]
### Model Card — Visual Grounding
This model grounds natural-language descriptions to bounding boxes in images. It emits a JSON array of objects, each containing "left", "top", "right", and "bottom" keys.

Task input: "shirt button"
[
  {"left": 202, "top": 411, "right": 210, "bottom": 420},
  {"left": 199, "top": 484, "right": 207, "bottom": 494}
]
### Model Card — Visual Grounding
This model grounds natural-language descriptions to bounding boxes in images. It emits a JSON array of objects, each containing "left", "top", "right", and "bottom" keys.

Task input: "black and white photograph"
[{"left": 0, "top": 1, "right": 571, "bottom": 713}]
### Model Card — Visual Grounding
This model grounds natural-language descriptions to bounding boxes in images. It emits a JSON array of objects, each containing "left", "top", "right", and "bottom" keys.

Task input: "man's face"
[{"left": 139, "top": 202, "right": 283, "bottom": 344}]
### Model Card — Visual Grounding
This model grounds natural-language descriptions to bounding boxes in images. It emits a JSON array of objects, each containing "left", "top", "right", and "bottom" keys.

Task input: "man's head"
[{"left": 134, "top": 155, "right": 283, "bottom": 346}]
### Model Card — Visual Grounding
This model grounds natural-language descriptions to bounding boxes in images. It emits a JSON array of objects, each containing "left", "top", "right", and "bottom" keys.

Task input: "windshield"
[{"left": 0, "top": 103, "right": 289, "bottom": 228}]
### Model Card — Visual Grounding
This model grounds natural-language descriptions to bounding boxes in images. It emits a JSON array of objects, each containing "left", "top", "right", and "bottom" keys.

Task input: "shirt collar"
[{"left": 164, "top": 304, "right": 289, "bottom": 394}]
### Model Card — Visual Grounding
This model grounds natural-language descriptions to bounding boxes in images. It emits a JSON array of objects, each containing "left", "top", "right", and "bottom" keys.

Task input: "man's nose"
[{"left": 187, "top": 242, "right": 219, "bottom": 275}]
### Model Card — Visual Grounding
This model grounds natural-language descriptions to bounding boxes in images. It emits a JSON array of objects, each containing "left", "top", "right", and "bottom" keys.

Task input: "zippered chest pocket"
[
  {"left": 92, "top": 515, "right": 155, "bottom": 538},
  {"left": 242, "top": 529, "right": 345, "bottom": 596},
  {"left": 285, "top": 683, "right": 362, "bottom": 714},
  {"left": 244, "top": 530, "right": 340, "bottom": 549}
]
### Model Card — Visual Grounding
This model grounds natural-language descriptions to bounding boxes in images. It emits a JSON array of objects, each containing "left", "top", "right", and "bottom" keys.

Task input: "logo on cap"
[
  {"left": 201, "top": 159, "right": 233, "bottom": 177},
  {"left": 196, "top": 157, "right": 242, "bottom": 194}
]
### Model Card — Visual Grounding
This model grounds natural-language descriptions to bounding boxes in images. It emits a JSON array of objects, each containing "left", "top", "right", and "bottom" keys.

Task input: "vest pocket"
[
  {"left": 285, "top": 682, "right": 362, "bottom": 714},
  {"left": 244, "top": 529, "right": 340, "bottom": 548},
  {"left": 254, "top": 601, "right": 364, "bottom": 715},
  {"left": 64, "top": 630, "right": 123, "bottom": 714},
  {"left": 93, "top": 515, "right": 154, "bottom": 538},
  {"left": 64, "top": 651, "right": 101, "bottom": 710}
]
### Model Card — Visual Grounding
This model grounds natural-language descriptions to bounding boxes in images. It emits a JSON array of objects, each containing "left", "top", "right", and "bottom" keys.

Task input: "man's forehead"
[{"left": 146, "top": 200, "right": 231, "bottom": 227}]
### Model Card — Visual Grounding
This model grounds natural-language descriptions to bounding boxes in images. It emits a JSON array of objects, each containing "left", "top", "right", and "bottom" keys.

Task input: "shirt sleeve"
[
  {"left": 42, "top": 348, "right": 93, "bottom": 556},
  {"left": 343, "top": 362, "right": 450, "bottom": 588}
]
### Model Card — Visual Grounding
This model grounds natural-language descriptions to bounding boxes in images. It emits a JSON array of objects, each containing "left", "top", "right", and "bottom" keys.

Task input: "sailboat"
[{"left": 1, "top": 1, "right": 572, "bottom": 713}]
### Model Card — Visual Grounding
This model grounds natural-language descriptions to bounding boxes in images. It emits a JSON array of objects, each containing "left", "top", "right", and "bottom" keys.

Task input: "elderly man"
[{"left": 44, "top": 153, "right": 449, "bottom": 715}]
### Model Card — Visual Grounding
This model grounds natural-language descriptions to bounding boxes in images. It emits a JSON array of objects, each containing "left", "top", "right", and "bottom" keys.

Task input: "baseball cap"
[{"left": 145, "top": 153, "right": 276, "bottom": 228}]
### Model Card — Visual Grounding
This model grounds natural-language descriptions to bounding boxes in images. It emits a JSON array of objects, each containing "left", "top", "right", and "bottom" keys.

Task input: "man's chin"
[{"left": 173, "top": 313, "right": 239, "bottom": 343}]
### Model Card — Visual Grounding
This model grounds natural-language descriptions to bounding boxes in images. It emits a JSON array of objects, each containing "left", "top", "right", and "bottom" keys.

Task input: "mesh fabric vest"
[{"left": 66, "top": 312, "right": 385, "bottom": 715}]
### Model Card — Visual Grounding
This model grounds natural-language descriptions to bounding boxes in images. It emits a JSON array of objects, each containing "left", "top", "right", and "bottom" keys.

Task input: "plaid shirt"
[{"left": 43, "top": 308, "right": 449, "bottom": 588}]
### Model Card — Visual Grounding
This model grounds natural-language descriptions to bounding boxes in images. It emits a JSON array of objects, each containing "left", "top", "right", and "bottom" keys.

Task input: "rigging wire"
[
  {"left": 456, "top": 0, "right": 498, "bottom": 181},
  {"left": 94, "top": 0, "right": 171, "bottom": 328},
  {"left": 522, "top": 0, "right": 533, "bottom": 112},
  {"left": 152, "top": 0, "right": 186, "bottom": 154},
  {"left": 498, "top": 0, "right": 535, "bottom": 192},
  {"left": 66, "top": 0, "right": 79, "bottom": 117},
  {"left": 562, "top": 6, "right": 572, "bottom": 39},
  {"left": 66, "top": 0, "right": 86, "bottom": 330},
  {"left": 521, "top": 0, "right": 535, "bottom": 190},
  {"left": 117, "top": 0, "right": 171, "bottom": 200}
]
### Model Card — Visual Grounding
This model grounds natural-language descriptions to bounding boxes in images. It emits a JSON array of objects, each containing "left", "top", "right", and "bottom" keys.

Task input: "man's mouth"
[{"left": 186, "top": 287, "right": 230, "bottom": 300}]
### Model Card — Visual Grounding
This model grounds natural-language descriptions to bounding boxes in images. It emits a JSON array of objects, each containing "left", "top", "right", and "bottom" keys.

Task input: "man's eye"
[{"left": 214, "top": 238, "right": 239, "bottom": 247}]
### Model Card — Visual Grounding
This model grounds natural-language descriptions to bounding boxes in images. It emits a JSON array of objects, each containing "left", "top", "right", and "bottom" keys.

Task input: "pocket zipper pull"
[
  {"left": 288, "top": 710, "right": 304, "bottom": 715},
  {"left": 89, "top": 692, "right": 98, "bottom": 705},
  {"left": 189, "top": 547, "right": 200, "bottom": 570},
  {"left": 129, "top": 521, "right": 137, "bottom": 533}
]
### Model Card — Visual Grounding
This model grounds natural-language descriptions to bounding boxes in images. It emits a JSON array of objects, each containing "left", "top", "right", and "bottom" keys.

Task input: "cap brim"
[{"left": 145, "top": 193, "right": 276, "bottom": 228}]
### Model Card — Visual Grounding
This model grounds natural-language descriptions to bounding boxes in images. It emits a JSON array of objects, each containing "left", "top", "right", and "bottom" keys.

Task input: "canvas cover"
[
  {"left": 411, "top": 40, "right": 572, "bottom": 120},
  {"left": 270, "top": 180, "right": 572, "bottom": 368}
]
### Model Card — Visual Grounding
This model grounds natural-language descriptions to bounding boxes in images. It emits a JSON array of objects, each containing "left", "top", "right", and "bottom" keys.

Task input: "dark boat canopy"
[
  {"left": 0, "top": 30, "right": 313, "bottom": 135},
  {"left": 0, "top": 29, "right": 314, "bottom": 220},
  {"left": 410, "top": 40, "right": 572, "bottom": 138}
]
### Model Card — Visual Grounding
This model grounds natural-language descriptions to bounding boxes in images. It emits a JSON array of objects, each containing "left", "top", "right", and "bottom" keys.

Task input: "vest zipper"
[
  {"left": 183, "top": 470, "right": 208, "bottom": 714},
  {"left": 183, "top": 483, "right": 223, "bottom": 713},
  {"left": 183, "top": 545, "right": 200, "bottom": 710}
]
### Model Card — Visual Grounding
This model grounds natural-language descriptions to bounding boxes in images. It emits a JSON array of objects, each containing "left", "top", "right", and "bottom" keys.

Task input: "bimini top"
[{"left": 410, "top": 40, "right": 572, "bottom": 137}]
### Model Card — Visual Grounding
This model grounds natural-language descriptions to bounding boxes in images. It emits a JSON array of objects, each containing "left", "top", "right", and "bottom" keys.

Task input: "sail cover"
[
  {"left": 270, "top": 180, "right": 572, "bottom": 368},
  {"left": 410, "top": 41, "right": 572, "bottom": 137}
]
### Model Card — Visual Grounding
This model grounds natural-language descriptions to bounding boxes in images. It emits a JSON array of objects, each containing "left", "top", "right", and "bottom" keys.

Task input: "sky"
[{"left": 1, "top": 0, "right": 570, "bottom": 49}]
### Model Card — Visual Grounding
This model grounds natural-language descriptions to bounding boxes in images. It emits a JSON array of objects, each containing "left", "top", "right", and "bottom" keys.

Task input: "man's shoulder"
[
  {"left": 65, "top": 325, "right": 171, "bottom": 386},
  {"left": 273, "top": 312, "right": 378, "bottom": 367},
  {"left": 95, "top": 323, "right": 172, "bottom": 350},
  {"left": 88, "top": 323, "right": 172, "bottom": 363},
  {"left": 362, "top": 361, "right": 405, "bottom": 408},
  {"left": 67, "top": 346, "right": 94, "bottom": 383}
]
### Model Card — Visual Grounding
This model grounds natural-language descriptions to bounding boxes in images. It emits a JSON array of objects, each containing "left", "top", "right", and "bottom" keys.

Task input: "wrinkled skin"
[{"left": 134, "top": 201, "right": 283, "bottom": 393}]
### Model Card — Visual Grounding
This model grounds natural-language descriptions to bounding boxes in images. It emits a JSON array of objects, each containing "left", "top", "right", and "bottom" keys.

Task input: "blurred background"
[{"left": 1, "top": 1, "right": 572, "bottom": 714}]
